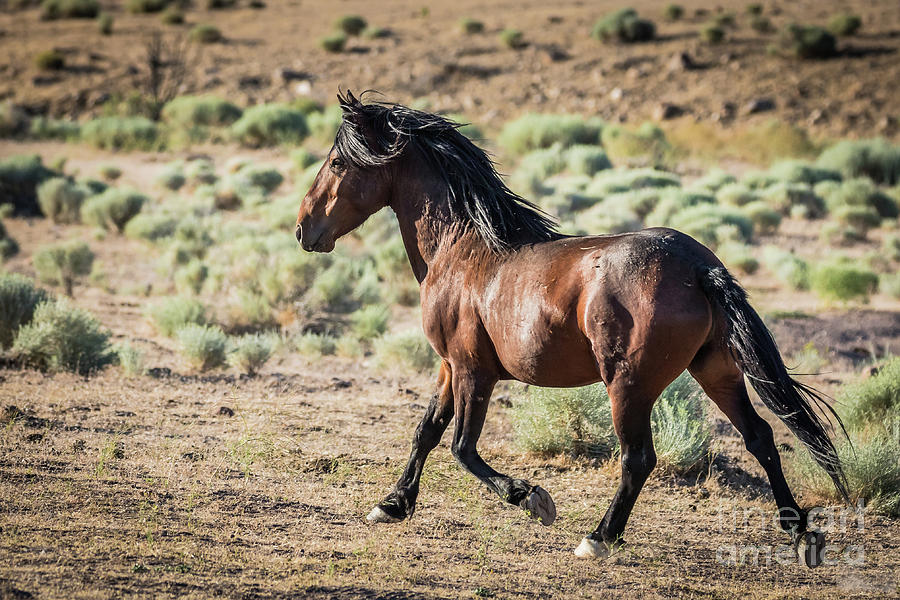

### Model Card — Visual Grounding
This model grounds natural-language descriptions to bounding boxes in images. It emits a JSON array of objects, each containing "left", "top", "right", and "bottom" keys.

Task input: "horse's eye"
[{"left": 330, "top": 157, "right": 345, "bottom": 171}]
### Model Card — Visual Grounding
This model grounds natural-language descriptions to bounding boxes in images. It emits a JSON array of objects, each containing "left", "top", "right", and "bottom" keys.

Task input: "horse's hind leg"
[
  {"left": 367, "top": 361, "right": 455, "bottom": 523},
  {"left": 688, "top": 345, "right": 824, "bottom": 563},
  {"left": 450, "top": 367, "right": 557, "bottom": 526},
  {"left": 575, "top": 381, "right": 656, "bottom": 558}
]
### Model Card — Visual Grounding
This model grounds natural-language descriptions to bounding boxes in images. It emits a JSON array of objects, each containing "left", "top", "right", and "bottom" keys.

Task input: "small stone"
[
  {"left": 667, "top": 51, "right": 695, "bottom": 72},
  {"left": 609, "top": 87, "right": 624, "bottom": 102},
  {"left": 273, "top": 67, "right": 308, "bottom": 84},
  {"left": 808, "top": 108, "right": 827, "bottom": 125},
  {"left": 743, "top": 97, "right": 776, "bottom": 115},
  {"left": 218, "top": 406, "right": 235, "bottom": 417},
  {"left": 654, "top": 102, "right": 685, "bottom": 120}
]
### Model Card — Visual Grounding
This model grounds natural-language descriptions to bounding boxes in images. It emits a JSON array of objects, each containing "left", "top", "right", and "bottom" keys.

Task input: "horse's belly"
[{"left": 490, "top": 321, "right": 602, "bottom": 387}]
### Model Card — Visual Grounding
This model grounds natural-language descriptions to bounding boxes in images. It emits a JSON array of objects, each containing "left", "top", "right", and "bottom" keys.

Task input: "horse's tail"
[{"left": 698, "top": 265, "right": 849, "bottom": 501}]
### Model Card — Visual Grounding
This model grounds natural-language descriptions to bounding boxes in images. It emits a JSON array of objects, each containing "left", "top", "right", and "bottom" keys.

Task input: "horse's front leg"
[
  {"left": 450, "top": 368, "right": 556, "bottom": 526},
  {"left": 367, "top": 361, "right": 454, "bottom": 523}
]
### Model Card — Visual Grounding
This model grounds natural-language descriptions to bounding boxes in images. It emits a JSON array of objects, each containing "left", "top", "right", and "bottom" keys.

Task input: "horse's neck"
[{"left": 389, "top": 162, "right": 488, "bottom": 283}]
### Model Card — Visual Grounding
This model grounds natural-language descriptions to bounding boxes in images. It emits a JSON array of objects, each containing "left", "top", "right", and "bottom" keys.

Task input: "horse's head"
[{"left": 295, "top": 91, "right": 393, "bottom": 253}]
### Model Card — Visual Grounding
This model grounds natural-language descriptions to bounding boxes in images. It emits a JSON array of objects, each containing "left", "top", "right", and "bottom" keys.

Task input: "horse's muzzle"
[{"left": 295, "top": 222, "right": 334, "bottom": 253}]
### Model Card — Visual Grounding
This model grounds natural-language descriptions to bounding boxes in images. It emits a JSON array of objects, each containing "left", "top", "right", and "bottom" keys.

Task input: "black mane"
[{"left": 334, "top": 91, "right": 561, "bottom": 252}]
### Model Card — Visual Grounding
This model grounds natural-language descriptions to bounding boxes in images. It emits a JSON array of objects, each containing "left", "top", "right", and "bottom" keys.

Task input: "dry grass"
[{"left": 1, "top": 365, "right": 899, "bottom": 599}]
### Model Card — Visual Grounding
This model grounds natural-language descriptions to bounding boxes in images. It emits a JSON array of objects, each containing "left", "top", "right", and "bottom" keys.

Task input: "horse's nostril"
[{"left": 295, "top": 223, "right": 303, "bottom": 244}]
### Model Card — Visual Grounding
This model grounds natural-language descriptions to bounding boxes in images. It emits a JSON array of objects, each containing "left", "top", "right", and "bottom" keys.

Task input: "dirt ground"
[{"left": 4, "top": 0, "right": 900, "bottom": 140}]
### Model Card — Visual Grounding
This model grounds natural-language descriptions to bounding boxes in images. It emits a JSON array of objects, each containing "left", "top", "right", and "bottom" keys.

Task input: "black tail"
[{"left": 700, "top": 266, "right": 849, "bottom": 500}]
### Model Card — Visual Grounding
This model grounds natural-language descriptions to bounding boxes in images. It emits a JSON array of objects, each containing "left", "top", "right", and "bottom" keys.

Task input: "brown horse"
[{"left": 296, "top": 92, "right": 847, "bottom": 567}]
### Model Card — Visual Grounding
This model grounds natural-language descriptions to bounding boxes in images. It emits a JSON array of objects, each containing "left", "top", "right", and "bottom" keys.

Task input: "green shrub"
[
  {"left": 498, "top": 113, "right": 604, "bottom": 156},
  {"left": 459, "top": 17, "right": 484, "bottom": 34},
  {"left": 512, "top": 384, "right": 616, "bottom": 457},
  {"left": 499, "top": 29, "right": 525, "bottom": 49},
  {"left": 81, "top": 188, "right": 146, "bottom": 233},
  {"left": 306, "top": 104, "right": 344, "bottom": 141},
  {"left": 793, "top": 426, "right": 900, "bottom": 516},
  {"left": 12, "top": 299, "right": 114, "bottom": 375},
  {"left": 320, "top": 32, "right": 347, "bottom": 53},
  {"left": 174, "top": 259, "right": 208, "bottom": 295},
  {"left": 116, "top": 342, "right": 145, "bottom": 376},
  {"left": 290, "top": 149, "right": 319, "bottom": 172},
  {"left": 827, "top": 13, "right": 862, "bottom": 37},
  {"left": 126, "top": 0, "right": 168, "bottom": 12},
  {"left": 588, "top": 168, "right": 681, "bottom": 197},
  {"left": 230, "top": 104, "right": 308, "bottom": 147},
  {"left": 644, "top": 189, "right": 713, "bottom": 227},
  {"left": 700, "top": 24, "right": 725, "bottom": 44},
  {"left": 0, "top": 154, "right": 58, "bottom": 216},
  {"left": 832, "top": 204, "right": 880, "bottom": 237},
  {"left": 335, "top": 14, "right": 367, "bottom": 35},
  {"left": 350, "top": 304, "right": 390, "bottom": 341},
  {"left": 373, "top": 329, "right": 438, "bottom": 372},
  {"left": 663, "top": 4, "right": 683, "bottom": 21},
  {"left": 229, "top": 333, "right": 275, "bottom": 375},
  {"left": 295, "top": 332, "right": 336, "bottom": 357},
  {"left": 821, "top": 177, "right": 899, "bottom": 218},
  {"left": 668, "top": 204, "right": 754, "bottom": 246},
  {"left": 716, "top": 183, "right": 758, "bottom": 207},
  {"left": 33, "top": 241, "right": 94, "bottom": 297},
  {"left": 124, "top": 213, "right": 177, "bottom": 241},
  {"left": 28, "top": 117, "right": 80, "bottom": 141},
  {"left": 41, "top": 0, "right": 99, "bottom": 19},
  {"left": 0, "top": 102, "right": 29, "bottom": 138},
  {"left": 565, "top": 145, "right": 612, "bottom": 176},
  {"left": 335, "top": 334, "right": 362, "bottom": 358},
  {"left": 840, "top": 357, "right": 900, "bottom": 427},
  {"left": 778, "top": 24, "right": 837, "bottom": 59},
  {"left": 156, "top": 166, "right": 186, "bottom": 191},
  {"left": 592, "top": 8, "right": 655, "bottom": 43},
  {"left": 601, "top": 122, "right": 669, "bottom": 164},
  {"left": 760, "top": 182, "right": 825, "bottom": 218},
  {"left": 80, "top": 117, "right": 159, "bottom": 151},
  {"left": 160, "top": 6, "right": 183, "bottom": 24},
  {"left": 190, "top": 24, "right": 223, "bottom": 43},
  {"left": 693, "top": 168, "right": 736, "bottom": 193},
  {"left": 147, "top": 296, "right": 206, "bottom": 337},
  {"left": 742, "top": 200, "right": 782, "bottom": 235},
  {"left": 0, "top": 274, "right": 50, "bottom": 349},
  {"left": 716, "top": 241, "right": 759, "bottom": 275},
  {"left": 37, "top": 177, "right": 88, "bottom": 223},
  {"left": 0, "top": 222, "right": 17, "bottom": 260},
  {"left": 651, "top": 373, "right": 713, "bottom": 474},
  {"left": 816, "top": 139, "right": 900, "bottom": 186},
  {"left": 35, "top": 49, "right": 65, "bottom": 70},
  {"left": 235, "top": 164, "right": 283, "bottom": 193},
  {"left": 98, "top": 165, "right": 122, "bottom": 181},
  {"left": 307, "top": 260, "right": 355, "bottom": 310},
  {"left": 809, "top": 259, "right": 878, "bottom": 303},
  {"left": 177, "top": 323, "right": 227, "bottom": 371},
  {"left": 767, "top": 160, "right": 842, "bottom": 185},
  {"left": 750, "top": 15, "right": 774, "bottom": 33},
  {"left": 161, "top": 96, "right": 242, "bottom": 128},
  {"left": 97, "top": 11, "right": 113, "bottom": 34},
  {"left": 883, "top": 234, "right": 900, "bottom": 262}
]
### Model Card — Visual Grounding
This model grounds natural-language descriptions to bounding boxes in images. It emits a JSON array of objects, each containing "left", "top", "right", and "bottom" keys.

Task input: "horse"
[{"left": 295, "top": 91, "right": 848, "bottom": 567}]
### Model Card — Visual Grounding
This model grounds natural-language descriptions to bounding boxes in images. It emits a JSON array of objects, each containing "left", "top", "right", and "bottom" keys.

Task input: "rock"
[
  {"left": 540, "top": 45, "right": 570, "bottom": 63},
  {"left": 609, "top": 87, "right": 624, "bottom": 102},
  {"left": 807, "top": 108, "right": 827, "bottom": 125},
  {"left": 238, "top": 75, "right": 264, "bottom": 89},
  {"left": 274, "top": 67, "right": 309, "bottom": 85},
  {"left": 877, "top": 115, "right": 898, "bottom": 134},
  {"left": 667, "top": 51, "right": 696, "bottom": 72},
  {"left": 654, "top": 102, "right": 685, "bottom": 120},
  {"left": 711, "top": 101, "right": 736, "bottom": 122},
  {"left": 743, "top": 97, "right": 776, "bottom": 115},
  {"left": 217, "top": 406, "right": 235, "bottom": 417}
]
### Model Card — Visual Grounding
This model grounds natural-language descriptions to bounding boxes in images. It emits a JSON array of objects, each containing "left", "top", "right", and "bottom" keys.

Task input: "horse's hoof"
[
  {"left": 366, "top": 505, "right": 404, "bottom": 524},
  {"left": 523, "top": 486, "right": 556, "bottom": 526},
  {"left": 574, "top": 537, "right": 623, "bottom": 559},
  {"left": 796, "top": 530, "right": 826, "bottom": 568}
]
